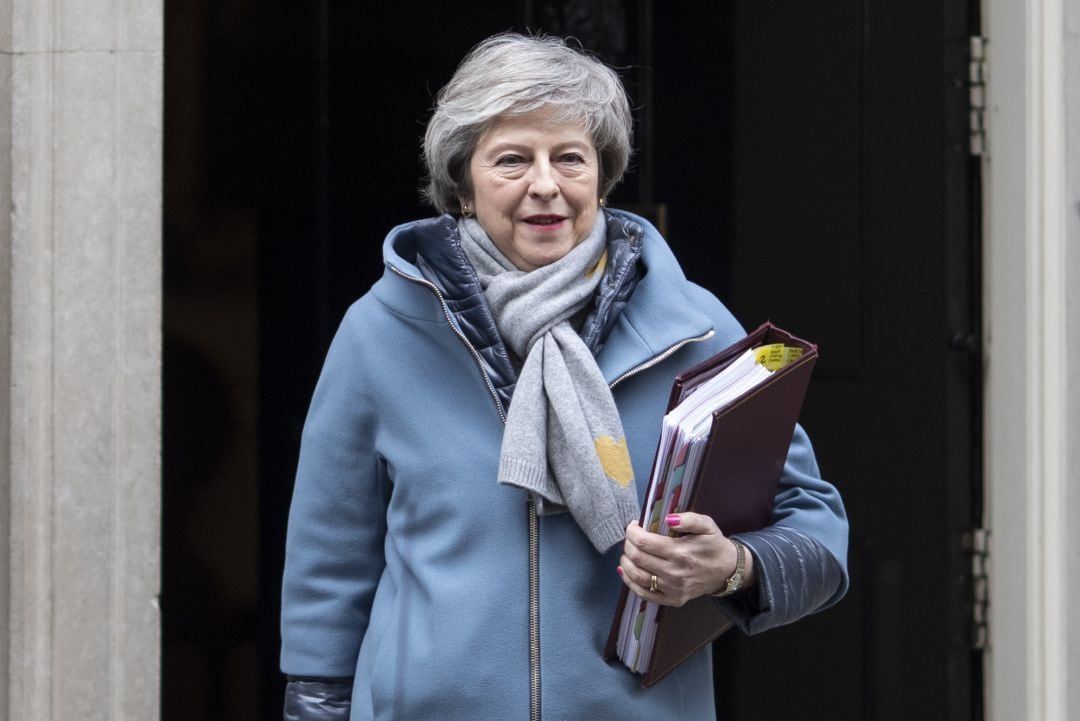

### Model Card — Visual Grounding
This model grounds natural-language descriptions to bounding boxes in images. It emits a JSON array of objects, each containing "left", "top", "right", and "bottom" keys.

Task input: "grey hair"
[{"left": 422, "top": 33, "right": 634, "bottom": 214}]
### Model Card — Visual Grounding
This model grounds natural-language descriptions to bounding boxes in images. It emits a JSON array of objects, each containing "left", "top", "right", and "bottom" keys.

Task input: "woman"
[{"left": 281, "top": 33, "right": 847, "bottom": 721}]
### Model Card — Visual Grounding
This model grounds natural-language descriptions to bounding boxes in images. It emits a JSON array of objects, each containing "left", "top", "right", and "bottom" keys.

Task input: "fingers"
[
  {"left": 618, "top": 552, "right": 649, "bottom": 591},
  {"left": 664, "top": 511, "right": 722, "bottom": 536},
  {"left": 624, "top": 519, "right": 674, "bottom": 561},
  {"left": 619, "top": 551, "right": 669, "bottom": 595},
  {"left": 618, "top": 515, "right": 733, "bottom": 607},
  {"left": 617, "top": 554, "right": 683, "bottom": 607},
  {"left": 622, "top": 514, "right": 723, "bottom": 567},
  {"left": 616, "top": 564, "right": 653, "bottom": 601},
  {"left": 619, "top": 538, "right": 668, "bottom": 601}
]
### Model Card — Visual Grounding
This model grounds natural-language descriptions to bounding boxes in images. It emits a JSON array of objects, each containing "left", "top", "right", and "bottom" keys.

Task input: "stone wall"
[{"left": 0, "top": 1, "right": 162, "bottom": 719}]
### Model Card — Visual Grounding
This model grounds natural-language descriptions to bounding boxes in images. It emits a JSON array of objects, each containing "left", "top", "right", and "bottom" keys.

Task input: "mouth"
[{"left": 522, "top": 215, "right": 567, "bottom": 227}]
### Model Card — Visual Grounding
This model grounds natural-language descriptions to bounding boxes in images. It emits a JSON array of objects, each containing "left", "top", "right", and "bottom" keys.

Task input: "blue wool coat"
[{"left": 280, "top": 210, "right": 849, "bottom": 721}]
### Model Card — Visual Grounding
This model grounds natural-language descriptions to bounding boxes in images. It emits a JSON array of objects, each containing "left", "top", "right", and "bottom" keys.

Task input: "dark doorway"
[
  {"left": 163, "top": 2, "right": 982, "bottom": 719},
  {"left": 696, "top": 4, "right": 984, "bottom": 721}
]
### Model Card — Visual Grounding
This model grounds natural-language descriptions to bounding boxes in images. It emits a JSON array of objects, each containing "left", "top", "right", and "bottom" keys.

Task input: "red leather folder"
[{"left": 603, "top": 322, "right": 818, "bottom": 687}]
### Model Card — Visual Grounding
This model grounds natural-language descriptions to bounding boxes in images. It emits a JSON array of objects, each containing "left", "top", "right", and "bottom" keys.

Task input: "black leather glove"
[{"left": 283, "top": 677, "right": 353, "bottom": 721}]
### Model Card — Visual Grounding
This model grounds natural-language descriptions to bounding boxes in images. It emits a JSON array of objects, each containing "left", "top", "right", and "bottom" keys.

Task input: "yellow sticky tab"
[{"left": 754, "top": 343, "right": 804, "bottom": 371}]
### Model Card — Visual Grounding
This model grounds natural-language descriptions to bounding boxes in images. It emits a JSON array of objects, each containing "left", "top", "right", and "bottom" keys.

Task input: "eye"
[
  {"left": 495, "top": 154, "right": 524, "bottom": 166},
  {"left": 558, "top": 153, "right": 585, "bottom": 164}
]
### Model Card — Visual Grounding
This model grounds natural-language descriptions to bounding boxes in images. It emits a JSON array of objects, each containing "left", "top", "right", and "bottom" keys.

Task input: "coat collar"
[
  {"left": 595, "top": 210, "right": 715, "bottom": 383},
  {"left": 378, "top": 210, "right": 715, "bottom": 386}
]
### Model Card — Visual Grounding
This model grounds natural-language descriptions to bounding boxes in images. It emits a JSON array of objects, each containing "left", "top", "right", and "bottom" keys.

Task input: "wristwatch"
[{"left": 713, "top": 539, "right": 746, "bottom": 598}]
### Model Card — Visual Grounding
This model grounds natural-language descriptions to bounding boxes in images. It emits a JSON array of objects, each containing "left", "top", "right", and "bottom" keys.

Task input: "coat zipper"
[
  {"left": 527, "top": 496, "right": 541, "bottom": 721},
  {"left": 389, "top": 263, "right": 712, "bottom": 721},
  {"left": 608, "top": 330, "right": 715, "bottom": 389}
]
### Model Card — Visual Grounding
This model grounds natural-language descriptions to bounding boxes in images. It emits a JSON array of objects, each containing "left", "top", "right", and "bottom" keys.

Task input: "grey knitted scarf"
[{"left": 458, "top": 214, "right": 640, "bottom": 552}]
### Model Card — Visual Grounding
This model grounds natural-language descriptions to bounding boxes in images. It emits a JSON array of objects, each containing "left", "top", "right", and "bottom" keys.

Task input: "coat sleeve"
[
  {"left": 280, "top": 304, "right": 392, "bottom": 678},
  {"left": 714, "top": 423, "right": 849, "bottom": 633}
]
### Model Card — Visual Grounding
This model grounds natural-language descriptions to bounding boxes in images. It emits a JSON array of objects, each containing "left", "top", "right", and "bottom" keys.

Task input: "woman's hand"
[{"left": 617, "top": 513, "right": 755, "bottom": 607}]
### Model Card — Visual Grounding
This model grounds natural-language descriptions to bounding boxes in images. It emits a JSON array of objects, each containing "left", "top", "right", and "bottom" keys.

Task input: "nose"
[{"left": 527, "top": 157, "right": 559, "bottom": 201}]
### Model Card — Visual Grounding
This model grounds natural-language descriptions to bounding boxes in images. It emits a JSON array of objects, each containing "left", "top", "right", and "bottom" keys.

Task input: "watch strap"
[{"left": 713, "top": 538, "right": 746, "bottom": 597}]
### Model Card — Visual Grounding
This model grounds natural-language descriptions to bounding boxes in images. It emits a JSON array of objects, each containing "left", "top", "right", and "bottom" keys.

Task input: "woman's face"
[{"left": 466, "top": 110, "right": 600, "bottom": 271}]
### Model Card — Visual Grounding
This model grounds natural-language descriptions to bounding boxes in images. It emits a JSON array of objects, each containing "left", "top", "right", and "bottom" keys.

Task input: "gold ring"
[{"left": 649, "top": 574, "right": 660, "bottom": 593}]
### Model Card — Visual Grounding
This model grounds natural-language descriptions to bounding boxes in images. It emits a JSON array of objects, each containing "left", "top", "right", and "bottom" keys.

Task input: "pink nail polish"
[
  {"left": 616, "top": 566, "right": 624, "bottom": 576},
  {"left": 666, "top": 514, "right": 681, "bottom": 526}
]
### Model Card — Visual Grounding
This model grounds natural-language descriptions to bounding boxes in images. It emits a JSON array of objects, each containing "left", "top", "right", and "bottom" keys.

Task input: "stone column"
[
  {"left": 0, "top": 2, "right": 162, "bottom": 720},
  {"left": 1065, "top": 4, "right": 1080, "bottom": 716},
  {"left": 985, "top": 0, "right": 1079, "bottom": 719}
]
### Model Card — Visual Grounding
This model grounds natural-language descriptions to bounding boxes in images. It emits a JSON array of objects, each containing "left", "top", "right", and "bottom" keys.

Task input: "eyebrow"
[{"left": 481, "top": 140, "right": 594, "bottom": 155}]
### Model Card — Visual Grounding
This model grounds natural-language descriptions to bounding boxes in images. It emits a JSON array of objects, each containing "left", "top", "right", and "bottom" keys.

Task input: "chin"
[{"left": 521, "top": 244, "right": 575, "bottom": 269}]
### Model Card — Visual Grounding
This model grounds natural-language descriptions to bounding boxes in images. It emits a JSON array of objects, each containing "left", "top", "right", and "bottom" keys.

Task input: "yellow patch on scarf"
[
  {"left": 585, "top": 249, "right": 608, "bottom": 280},
  {"left": 594, "top": 435, "right": 633, "bottom": 487}
]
